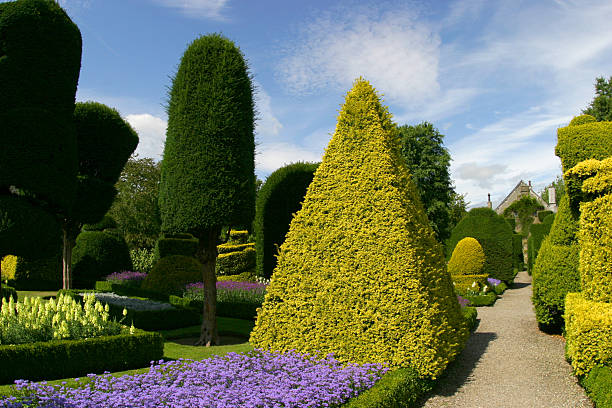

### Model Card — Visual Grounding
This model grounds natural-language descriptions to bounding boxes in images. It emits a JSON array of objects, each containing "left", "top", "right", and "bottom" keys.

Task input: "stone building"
[{"left": 492, "top": 180, "right": 557, "bottom": 216}]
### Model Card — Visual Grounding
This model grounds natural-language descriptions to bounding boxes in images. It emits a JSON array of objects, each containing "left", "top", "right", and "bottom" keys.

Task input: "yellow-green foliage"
[
  {"left": 569, "top": 114, "right": 596, "bottom": 127},
  {"left": 228, "top": 229, "right": 249, "bottom": 244},
  {"left": 555, "top": 119, "right": 612, "bottom": 174},
  {"left": 1, "top": 255, "right": 17, "bottom": 280},
  {"left": 578, "top": 193, "right": 612, "bottom": 303},
  {"left": 141, "top": 255, "right": 202, "bottom": 296},
  {"left": 447, "top": 237, "right": 485, "bottom": 276},
  {"left": 0, "top": 294, "right": 123, "bottom": 345},
  {"left": 217, "top": 242, "right": 254, "bottom": 254},
  {"left": 217, "top": 271, "right": 256, "bottom": 282},
  {"left": 250, "top": 79, "right": 468, "bottom": 378},
  {"left": 451, "top": 274, "right": 489, "bottom": 293},
  {"left": 565, "top": 157, "right": 612, "bottom": 213},
  {"left": 565, "top": 293, "right": 612, "bottom": 375},
  {"left": 215, "top": 247, "right": 256, "bottom": 276}
]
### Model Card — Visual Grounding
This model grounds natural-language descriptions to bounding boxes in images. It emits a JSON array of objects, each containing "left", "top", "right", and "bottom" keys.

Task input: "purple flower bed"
[
  {"left": 105, "top": 271, "right": 147, "bottom": 284},
  {"left": 486, "top": 277, "right": 502, "bottom": 287},
  {"left": 457, "top": 295, "right": 470, "bottom": 308},
  {"left": 185, "top": 281, "right": 268, "bottom": 304},
  {"left": 0, "top": 350, "right": 387, "bottom": 408}
]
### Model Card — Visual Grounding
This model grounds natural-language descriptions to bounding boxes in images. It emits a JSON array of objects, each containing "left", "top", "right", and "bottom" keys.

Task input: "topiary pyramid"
[{"left": 250, "top": 79, "right": 468, "bottom": 378}]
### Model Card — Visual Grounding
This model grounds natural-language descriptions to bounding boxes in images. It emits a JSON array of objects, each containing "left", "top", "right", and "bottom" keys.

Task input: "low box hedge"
[
  {"left": 0, "top": 329, "right": 163, "bottom": 385},
  {"left": 580, "top": 365, "right": 612, "bottom": 408},
  {"left": 91, "top": 283, "right": 169, "bottom": 301},
  {"left": 463, "top": 292, "right": 497, "bottom": 307},
  {"left": 462, "top": 306, "right": 478, "bottom": 331},
  {"left": 169, "top": 295, "right": 259, "bottom": 321}
]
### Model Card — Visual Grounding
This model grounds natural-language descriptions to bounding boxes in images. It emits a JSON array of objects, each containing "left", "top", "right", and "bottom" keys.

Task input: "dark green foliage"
[
  {"left": 447, "top": 212, "right": 514, "bottom": 282},
  {"left": 159, "top": 33, "right": 255, "bottom": 235},
  {"left": 108, "top": 156, "right": 161, "bottom": 250},
  {"left": 0, "top": 330, "right": 163, "bottom": 384},
  {"left": 462, "top": 292, "right": 497, "bottom": 307},
  {"left": 537, "top": 210, "right": 553, "bottom": 222},
  {"left": 71, "top": 230, "right": 132, "bottom": 288},
  {"left": 505, "top": 218, "right": 516, "bottom": 230},
  {"left": 448, "top": 192, "right": 468, "bottom": 232},
  {"left": 154, "top": 233, "right": 198, "bottom": 260},
  {"left": 342, "top": 367, "right": 433, "bottom": 408},
  {"left": 527, "top": 223, "right": 552, "bottom": 274},
  {"left": 543, "top": 213, "right": 555, "bottom": 225},
  {"left": 468, "top": 207, "right": 497, "bottom": 217},
  {"left": 512, "top": 233, "right": 524, "bottom": 271},
  {"left": 0, "top": 285, "right": 16, "bottom": 302},
  {"left": 540, "top": 175, "right": 566, "bottom": 204},
  {"left": 580, "top": 365, "right": 612, "bottom": 408},
  {"left": 398, "top": 122, "right": 455, "bottom": 243},
  {"left": 170, "top": 296, "right": 260, "bottom": 321},
  {"left": 105, "top": 303, "right": 199, "bottom": 331},
  {"left": 0, "top": 0, "right": 81, "bottom": 220},
  {"left": 582, "top": 76, "right": 612, "bottom": 122},
  {"left": 462, "top": 307, "right": 478, "bottom": 331},
  {"left": 503, "top": 196, "right": 544, "bottom": 236},
  {"left": 216, "top": 247, "right": 255, "bottom": 276},
  {"left": 548, "top": 194, "right": 579, "bottom": 246},
  {"left": 254, "top": 162, "right": 319, "bottom": 279},
  {"left": 141, "top": 255, "right": 201, "bottom": 296},
  {"left": 82, "top": 215, "right": 118, "bottom": 232},
  {"left": 492, "top": 282, "right": 508, "bottom": 295},
  {"left": 5, "top": 255, "right": 62, "bottom": 290}
]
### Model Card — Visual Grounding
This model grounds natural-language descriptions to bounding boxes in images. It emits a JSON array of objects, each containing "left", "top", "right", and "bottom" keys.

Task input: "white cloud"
[
  {"left": 253, "top": 81, "right": 283, "bottom": 141},
  {"left": 277, "top": 5, "right": 440, "bottom": 109},
  {"left": 125, "top": 114, "right": 167, "bottom": 161},
  {"left": 255, "top": 142, "right": 323, "bottom": 175},
  {"left": 455, "top": 162, "right": 507, "bottom": 189},
  {"left": 150, "top": 0, "right": 229, "bottom": 20}
]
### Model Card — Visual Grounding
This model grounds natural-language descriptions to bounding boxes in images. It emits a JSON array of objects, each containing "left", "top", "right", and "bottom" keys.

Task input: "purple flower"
[
  {"left": 1, "top": 350, "right": 388, "bottom": 407},
  {"left": 486, "top": 277, "right": 501, "bottom": 287},
  {"left": 457, "top": 295, "right": 470, "bottom": 307},
  {"left": 105, "top": 271, "right": 147, "bottom": 283}
]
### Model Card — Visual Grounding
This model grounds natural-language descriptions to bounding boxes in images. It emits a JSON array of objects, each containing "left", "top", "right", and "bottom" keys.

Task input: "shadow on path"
[
  {"left": 415, "top": 331, "right": 497, "bottom": 406},
  {"left": 510, "top": 281, "right": 530, "bottom": 289}
]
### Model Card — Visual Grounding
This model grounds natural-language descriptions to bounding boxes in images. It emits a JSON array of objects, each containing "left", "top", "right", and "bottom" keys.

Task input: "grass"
[{"left": 16, "top": 290, "right": 57, "bottom": 299}]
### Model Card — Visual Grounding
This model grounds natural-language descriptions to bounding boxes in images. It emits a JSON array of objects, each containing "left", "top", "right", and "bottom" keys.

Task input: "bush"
[
  {"left": 154, "top": 233, "right": 198, "bottom": 260},
  {"left": 0, "top": 285, "right": 17, "bottom": 302},
  {"left": 254, "top": 162, "right": 319, "bottom": 279},
  {"left": 462, "top": 306, "right": 478, "bottom": 331},
  {"left": 0, "top": 329, "right": 163, "bottom": 384},
  {"left": 447, "top": 237, "right": 485, "bottom": 276},
  {"left": 537, "top": 210, "right": 553, "bottom": 222},
  {"left": 543, "top": 213, "right": 555, "bottom": 225},
  {"left": 217, "top": 271, "right": 257, "bottom": 282},
  {"left": 130, "top": 247, "right": 156, "bottom": 274},
  {"left": 462, "top": 292, "right": 497, "bottom": 307},
  {"left": 217, "top": 242, "right": 254, "bottom": 254},
  {"left": 250, "top": 80, "right": 468, "bottom": 378},
  {"left": 569, "top": 114, "right": 597, "bottom": 126},
  {"left": 141, "top": 255, "right": 201, "bottom": 296},
  {"left": 1, "top": 253, "right": 62, "bottom": 290},
  {"left": 447, "top": 212, "right": 514, "bottom": 283},
  {"left": 505, "top": 217, "right": 516, "bottom": 230},
  {"left": 512, "top": 233, "right": 524, "bottom": 271},
  {"left": 215, "top": 247, "right": 255, "bottom": 276},
  {"left": 451, "top": 274, "right": 489, "bottom": 293},
  {"left": 580, "top": 365, "right": 612, "bottom": 408},
  {"left": 564, "top": 292, "right": 612, "bottom": 376},
  {"left": 82, "top": 215, "right": 118, "bottom": 231},
  {"left": 492, "top": 281, "right": 508, "bottom": 295},
  {"left": 565, "top": 157, "right": 612, "bottom": 215},
  {"left": 555, "top": 117, "right": 612, "bottom": 174},
  {"left": 527, "top": 223, "right": 552, "bottom": 274},
  {"left": 71, "top": 230, "right": 132, "bottom": 289}
]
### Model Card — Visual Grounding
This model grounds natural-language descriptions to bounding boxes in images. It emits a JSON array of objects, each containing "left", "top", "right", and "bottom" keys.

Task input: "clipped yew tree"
[
  {"left": 0, "top": 0, "right": 81, "bottom": 295},
  {"left": 159, "top": 34, "right": 255, "bottom": 346},
  {"left": 250, "top": 79, "right": 468, "bottom": 378},
  {"left": 254, "top": 162, "right": 319, "bottom": 279}
]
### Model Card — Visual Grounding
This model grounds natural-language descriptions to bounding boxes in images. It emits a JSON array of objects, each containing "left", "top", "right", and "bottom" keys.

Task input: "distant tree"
[
  {"left": 61, "top": 102, "right": 138, "bottom": 289},
  {"left": 540, "top": 175, "right": 566, "bottom": 204},
  {"left": 503, "top": 196, "right": 544, "bottom": 236},
  {"left": 398, "top": 122, "right": 454, "bottom": 242},
  {"left": 108, "top": 155, "right": 161, "bottom": 250},
  {"left": 582, "top": 76, "right": 612, "bottom": 122},
  {"left": 159, "top": 34, "right": 255, "bottom": 346},
  {"left": 0, "top": 0, "right": 81, "bottom": 298},
  {"left": 448, "top": 191, "right": 469, "bottom": 231}
]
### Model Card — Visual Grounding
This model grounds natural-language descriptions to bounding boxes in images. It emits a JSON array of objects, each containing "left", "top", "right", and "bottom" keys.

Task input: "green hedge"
[
  {"left": 254, "top": 162, "right": 319, "bottom": 279},
  {"left": 447, "top": 213, "right": 514, "bottom": 283},
  {"left": 342, "top": 367, "right": 434, "bottom": 408},
  {"left": 154, "top": 233, "right": 198, "bottom": 260},
  {"left": 0, "top": 329, "right": 163, "bottom": 384},
  {"left": 1, "top": 254, "right": 62, "bottom": 290},
  {"left": 0, "top": 285, "right": 17, "bottom": 302},
  {"left": 217, "top": 242, "right": 254, "bottom": 254},
  {"left": 580, "top": 365, "right": 612, "bottom": 408},
  {"left": 505, "top": 217, "right": 516, "bottom": 231},
  {"left": 215, "top": 247, "right": 255, "bottom": 276},
  {"left": 463, "top": 292, "right": 497, "bottom": 307},
  {"left": 169, "top": 295, "right": 259, "bottom": 321},
  {"left": 555, "top": 118, "right": 612, "bottom": 174},
  {"left": 462, "top": 306, "right": 478, "bottom": 331},
  {"left": 512, "top": 233, "right": 524, "bottom": 271},
  {"left": 537, "top": 210, "right": 553, "bottom": 222},
  {"left": 527, "top": 222, "right": 552, "bottom": 274},
  {"left": 492, "top": 282, "right": 508, "bottom": 295}
]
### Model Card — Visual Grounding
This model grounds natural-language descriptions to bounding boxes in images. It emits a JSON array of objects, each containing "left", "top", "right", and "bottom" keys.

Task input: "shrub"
[
  {"left": 215, "top": 247, "right": 255, "bottom": 276},
  {"left": 564, "top": 293, "right": 612, "bottom": 376},
  {"left": 505, "top": 217, "right": 516, "bottom": 230},
  {"left": 555, "top": 117, "right": 612, "bottom": 174},
  {"left": 250, "top": 79, "right": 468, "bottom": 378},
  {"left": 217, "top": 242, "right": 254, "bottom": 254},
  {"left": 130, "top": 247, "right": 156, "bottom": 274},
  {"left": 254, "top": 162, "right": 319, "bottom": 279},
  {"left": 462, "top": 306, "right": 478, "bottom": 331},
  {"left": 512, "top": 233, "right": 524, "bottom": 271},
  {"left": 569, "top": 114, "right": 597, "bottom": 126},
  {"left": 447, "top": 212, "right": 514, "bottom": 283},
  {"left": 543, "top": 213, "right": 555, "bottom": 225},
  {"left": 227, "top": 229, "right": 249, "bottom": 244},
  {"left": 527, "top": 223, "right": 552, "bottom": 274},
  {"left": 580, "top": 365, "right": 612, "bottom": 408},
  {"left": 71, "top": 230, "right": 132, "bottom": 289},
  {"left": 532, "top": 237, "right": 580, "bottom": 332},
  {"left": 141, "top": 255, "right": 201, "bottom": 296},
  {"left": 82, "top": 215, "right": 118, "bottom": 231},
  {"left": 0, "top": 329, "right": 163, "bottom": 384},
  {"left": 462, "top": 292, "right": 497, "bottom": 307},
  {"left": 565, "top": 157, "right": 612, "bottom": 215},
  {"left": 154, "top": 233, "right": 198, "bottom": 260},
  {"left": 0, "top": 285, "right": 17, "bottom": 302},
  {"left": 451, "top": 274, "right": 489, "bottom": 293},
  {"left": 217, "top": 271, "right": 257, "bottom": 282},
  {"left": 0, "top": 253, "right": 62, "bottom": 290},
  {"left": 537, "top": 210, "right": 553, "bottom": 222},
  {"left": 447, "top": 237, "right": 485, "bottom": 276}
]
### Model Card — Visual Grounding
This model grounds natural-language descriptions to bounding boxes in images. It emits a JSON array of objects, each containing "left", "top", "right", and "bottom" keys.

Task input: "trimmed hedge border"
[
  {"left": 169, "top": 295, "right": 259, "bottom": 321},
  {"left": 463, "top": 293, "right": 497, "bottom": 307},
  {"left": 580, "top": 365, "right": 612, "bottom": 408},
  {"left": 0, "top": 329, "right": 163, "bottom": 385}
]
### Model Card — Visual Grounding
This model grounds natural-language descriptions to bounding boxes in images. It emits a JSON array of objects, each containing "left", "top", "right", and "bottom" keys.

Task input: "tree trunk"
[
  {"left": 62, "top": 220, "right": 78, "bottom": 290},
  {"left": 195, "top": 227, "right": 220, "bottom": 346}
]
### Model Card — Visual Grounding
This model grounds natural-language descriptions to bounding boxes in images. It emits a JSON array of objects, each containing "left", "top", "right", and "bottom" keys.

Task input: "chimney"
[
  {"left": 548, "top": 187, "right": 556, "bottom": 205},
  {"left": 487, "top": 193, "right": 492, "bottom": 209},
  {"left": 528, "top": 180, "right": 532, "bottom": 188}
]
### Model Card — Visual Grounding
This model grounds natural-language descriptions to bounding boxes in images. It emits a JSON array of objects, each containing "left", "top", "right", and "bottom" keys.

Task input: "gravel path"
[{"left": 419, "top": 271, "right": 592, "bottom": 408}]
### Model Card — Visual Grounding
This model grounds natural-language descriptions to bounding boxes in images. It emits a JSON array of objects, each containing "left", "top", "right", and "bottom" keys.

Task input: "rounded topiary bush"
[
  {"left": 71, "top": 230, "right": 132, "bottom": 289},
  {"left": 447, "top": 237, "right": 485, "bottom": 276},
  {"left": 568, "top": 114, "right": 596, "bottom": 127},
  {"left": 141, "top": 255, "right": 202, "bottom": 296}
]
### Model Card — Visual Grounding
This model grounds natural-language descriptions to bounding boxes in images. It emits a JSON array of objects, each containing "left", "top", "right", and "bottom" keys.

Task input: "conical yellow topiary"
[
  {"left": 249, "top": 79, "right": 468, "bottom": 378},
  {"left": 447, "top": 237, "right": 486, "bottom": 276}
]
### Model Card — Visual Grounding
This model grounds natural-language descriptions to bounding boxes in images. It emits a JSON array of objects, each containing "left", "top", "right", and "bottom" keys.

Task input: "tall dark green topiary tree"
[
  {"left": 398, "top": 122, "right": 455, "bottom": 243},
  {"left": 62, "top": 102, "right": 139, "bottom": 289},
  {"left": 254, "top": 162, "right": 319, "bottom": 279},
  {"left": 159, "top": 34, "right": 255, "bottom": 346},
  {"left": 0, "top": 0, "right": 81, "bottom": 296}
]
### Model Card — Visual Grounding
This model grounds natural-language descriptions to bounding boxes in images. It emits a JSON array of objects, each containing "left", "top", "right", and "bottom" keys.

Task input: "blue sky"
[{"left": 40, "top": 0, "right": 612, "bottom": 207}]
